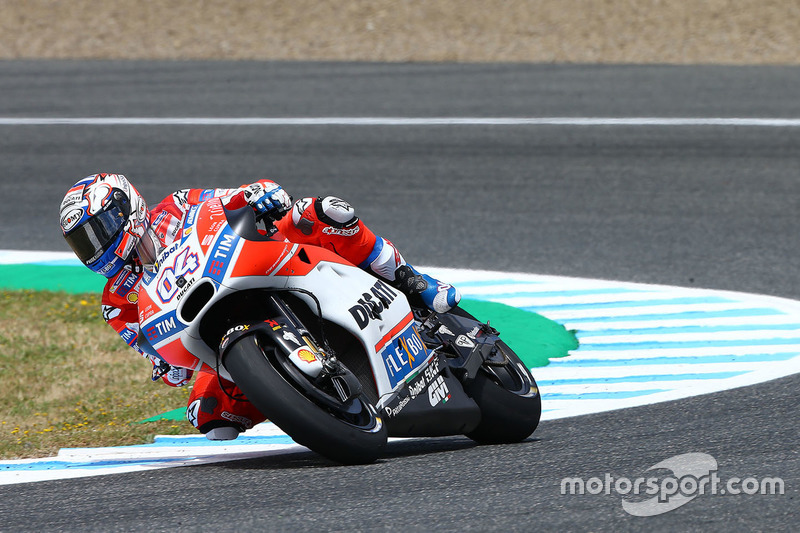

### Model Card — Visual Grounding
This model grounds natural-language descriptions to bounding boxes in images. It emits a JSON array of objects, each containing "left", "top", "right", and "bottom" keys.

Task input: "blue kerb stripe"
[
  {"left": 546, "top": 352, "right": 800, "bottom": 366},
  {"left": 580, "top": 337, "right": 800, "bottom": 351},
  {"left": 521, "top": 296, "right": 732, "bottom": 312},
  {"left": 0, "top": 457, "right": 193, "bottom": 471},
  {"left": 561, "top": 308, "right": 786, "bottom": 323},
  {"left": 0, "top": 435, "right": 300, "bottom": 471},
  {"left": 149, "top": 435, "right": 296, "bottom": 447},
  {"left": 537, "top": 371, "right": 746, "bottom": 386},
  {"left": 32, "top": 259, "right": 83, "bottom": 266},
  {"left": 542, "top": 389, "right": 667, "bottom": 400},
  {"left": 577, "top": 323, "right": 800, "bottom": 337},
  {"left": 462, "top": 287, "right": 646, "bottom": 300},
  {"left": 453, "top": 279, "right": 545, "bottom": 288}
]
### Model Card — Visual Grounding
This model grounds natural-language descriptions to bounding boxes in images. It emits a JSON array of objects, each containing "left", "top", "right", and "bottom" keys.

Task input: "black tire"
[
  {"left": 462, "top": 340, "right": 542, "bottom": 444},
  {"left": 446, "top": 307, "right": 541, "bottom": 444},
  {"left": 223, "top": 334, "right": 387, "bottom": 464}
]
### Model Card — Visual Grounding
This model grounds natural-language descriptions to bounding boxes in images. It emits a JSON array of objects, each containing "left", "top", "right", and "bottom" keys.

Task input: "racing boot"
[
  {"left": 393, "top": 264, "right": 461, "bottom": 313},
  {"left": 361, "top": 235, "right": 460, "bottom": 313}
]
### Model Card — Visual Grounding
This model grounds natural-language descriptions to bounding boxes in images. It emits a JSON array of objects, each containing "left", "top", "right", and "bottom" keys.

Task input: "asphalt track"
[{"left": 1, "top": 61, "right": 798, "bottom": 531}]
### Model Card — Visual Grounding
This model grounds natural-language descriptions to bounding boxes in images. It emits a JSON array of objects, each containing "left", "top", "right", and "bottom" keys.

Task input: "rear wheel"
[
  {"left": 445, "top": 307, "right": 541, "bottom": 444},
  {"left": 462, "top": 340, "right": 541, "bottom": 444},
  {"left": 223, "top": 333, "right": 387, "bottom": 464}
]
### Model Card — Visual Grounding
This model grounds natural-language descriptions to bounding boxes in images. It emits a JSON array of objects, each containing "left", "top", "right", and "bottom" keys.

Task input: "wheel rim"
[{"left": 259, "top": 338, "right": 383, "bottom": 433}]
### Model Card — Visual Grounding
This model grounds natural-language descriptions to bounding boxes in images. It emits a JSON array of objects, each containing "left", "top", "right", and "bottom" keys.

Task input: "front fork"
[{"left": 217, "top": 293, "right": 363, "bottom": 405}]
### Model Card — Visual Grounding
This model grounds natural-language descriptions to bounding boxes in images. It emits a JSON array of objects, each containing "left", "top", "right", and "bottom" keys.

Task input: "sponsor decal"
[
  {"left": 111, "top": 269, "right": 140, "bottom": 297},
  {"left": 114, "top": 230, "right": 136, "bottom": 260},
  {"left": 295, "top": 348, "right": 317, "bottom": 364},
  {"left": 186, "top": 399, "right": 200, "bottom": 427},
  {"left": 220, "top": 324, "right": 250, "bottom": 351},
  {"left": 225, "top": 324, "right": 250, "bottom": 336},
  {"left": 174, "top": 277, "right": 197, "bottom": 301},
  {"left": 138, "top": 302, "right": 157, "bottom": 322},
  {"left": 427, "top": 375, "right": 451, "bottom": 406},
  {"left": 437, "top": 324, "right": 455, "bottom": 337},
  {"left": 120, "top": 327, "right": 138, "bottom": 346},
  {"left": 151, "top": 211, "right": 169, "bottom": 230},
  {"left": 60, "top": 208, "right": 84, "bottom": 232},
  {"left": 61, "top": 182, "right": 86, "bottom": 210},
  {"left": 184, "top": 204, "right": 200, "bottom": 228},
  {"left": 206, "top": 197, "right": 225, "bottom": 219},
  {"left": 455, "top": 335, "right": 476, "bottom": 348},
  {"left": 221, "top": 411, "right": 253, "bottom": 429},
  {"left": 154, "top": 242, "right": 180, "bottom": 271},
  {"left": 407, "top": 357, "right": 440, "bottom": 399},
  {"left": 205, "top": 227, "right": 238, "bottom": 283},
  {"left": 98, "top": 259, "right": 119, "bottom": 275},
  {"left": 322, "top": 225, "right": 360, "bottom": 237},
  {"left": 172, "top": 189, "right": 190, "bottom": 205},
  {"left": 294, "top": 198, "right": 311, "bottom": 217},
  {"left": 348, "top": 280, "right": 398, "bottom": 330},
  {"left": 102, "top": 305, "right": 120, "bottom": 321},
  {"left": 384, "top": 357, "right": 442, "bottom": 417},
  {"left": 381, "top": 323, "right": 429, "bottom": 388},
  {"left": 126, "top": 292, "right": 139, "bottom": 304},
  {"left": 384, "top": 395, "right": 411, "bottom": 418},
  {"left": 143, "top": 311, "right": 184, "bottom": 343},
  {"left": 323, "top": 197, "right": 354, "bottom": 220},
  {"left": 198, "top": 189, "right": 215, "bottom": 202},
  {"left": 282, "top": 331, "right": 300, "bottom": 345}
]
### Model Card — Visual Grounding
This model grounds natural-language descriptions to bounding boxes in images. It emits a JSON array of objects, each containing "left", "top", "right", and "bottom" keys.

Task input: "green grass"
[{"left": 0, "top": 290, "right": 193, "bottom": 459}]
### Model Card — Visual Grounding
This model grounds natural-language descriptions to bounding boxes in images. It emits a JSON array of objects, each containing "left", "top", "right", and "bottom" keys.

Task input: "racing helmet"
[{"left": 59, "top": 173, "right": 149, "bottom": 278}]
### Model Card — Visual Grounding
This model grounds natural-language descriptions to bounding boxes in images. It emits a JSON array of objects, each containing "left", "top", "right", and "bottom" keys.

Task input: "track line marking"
[{"left": 3, "top": 117, "right": 800, "bottom": 126}]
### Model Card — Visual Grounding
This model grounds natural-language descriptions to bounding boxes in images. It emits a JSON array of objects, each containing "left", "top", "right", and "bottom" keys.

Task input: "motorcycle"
[{"left": 135, "top": 197, "right": 541, "bottom": 464}]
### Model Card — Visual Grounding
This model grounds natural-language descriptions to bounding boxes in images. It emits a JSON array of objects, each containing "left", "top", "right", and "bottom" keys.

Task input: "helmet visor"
[{"left": 64, "top": 202, "right": 128, "bottom": 265}]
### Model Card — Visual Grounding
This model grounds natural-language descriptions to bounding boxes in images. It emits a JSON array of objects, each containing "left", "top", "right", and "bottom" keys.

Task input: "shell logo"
[{"left": 297, "top": 348, "right": 316, "bottom": 363}]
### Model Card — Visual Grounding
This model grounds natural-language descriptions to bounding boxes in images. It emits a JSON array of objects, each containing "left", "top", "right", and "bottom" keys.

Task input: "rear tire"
[
  {"left": 445, "top": 307, "right": 541, "bottom": 444},
  {"left": 223, "top": 334, "right": 387, "bottom": 464},
  {"left": 463, "top": 340, "right": 542, "bottom": 444}
]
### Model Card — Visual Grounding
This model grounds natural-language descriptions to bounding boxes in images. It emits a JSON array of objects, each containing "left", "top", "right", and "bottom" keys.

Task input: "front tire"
[{"left": 223, "top": 334, "right": 387, "bottom": 464}]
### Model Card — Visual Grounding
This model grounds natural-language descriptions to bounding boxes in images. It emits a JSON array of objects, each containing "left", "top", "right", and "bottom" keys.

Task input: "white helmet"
[{"left": 60, "top": 173, "right": 150, "bottom": 278}]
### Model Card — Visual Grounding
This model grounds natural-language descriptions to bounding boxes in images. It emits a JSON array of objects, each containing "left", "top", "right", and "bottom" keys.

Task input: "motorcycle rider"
[{"left": 59, "top": 173, "right": 460, "bottom": 440}]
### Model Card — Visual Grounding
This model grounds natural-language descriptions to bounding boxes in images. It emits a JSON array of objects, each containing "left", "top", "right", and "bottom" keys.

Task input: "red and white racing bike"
[{"left": 136, "top": 198, "right": 541, "bottom": 464}]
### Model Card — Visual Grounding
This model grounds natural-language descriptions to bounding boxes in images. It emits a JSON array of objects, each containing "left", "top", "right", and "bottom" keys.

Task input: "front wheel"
[
  {"left": 462, "top": 339, "right": 542, "bottom": 444},
  {"left": 223, "top": 334, "right": 387, "bottom": 464}
]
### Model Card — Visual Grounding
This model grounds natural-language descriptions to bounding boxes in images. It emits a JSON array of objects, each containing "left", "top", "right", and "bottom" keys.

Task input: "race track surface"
[{"left": 0, "top": 61, "right": 798, "bottom": 531}]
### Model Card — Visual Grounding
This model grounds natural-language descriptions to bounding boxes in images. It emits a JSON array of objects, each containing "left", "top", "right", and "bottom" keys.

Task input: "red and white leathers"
[{"left": 102, "top": 180, "right": 408, "bottom": 438}]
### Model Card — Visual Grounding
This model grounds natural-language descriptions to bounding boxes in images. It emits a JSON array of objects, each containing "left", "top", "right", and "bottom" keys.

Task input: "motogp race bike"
[{"left": 136, "top": 198, "right": 541, "bottom": 464}]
